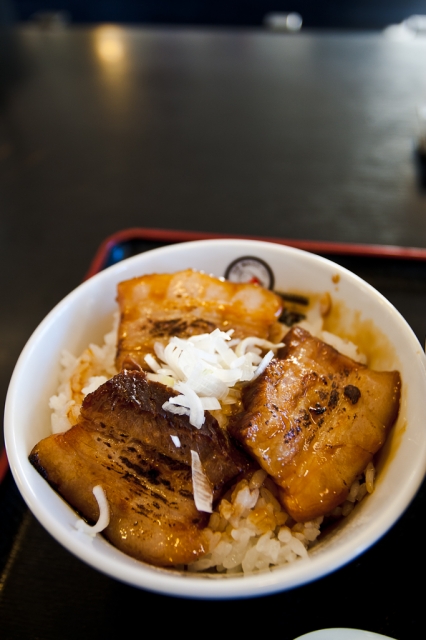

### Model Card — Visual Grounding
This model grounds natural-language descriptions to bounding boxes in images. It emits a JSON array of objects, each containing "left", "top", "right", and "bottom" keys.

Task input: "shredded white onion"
[
  {"left": 143, "top": 328, "right": 283, "bottom": 428},
  {"left": 251, "top": 350, "right": 275, "bottom": 381},
  {"left": 75, "top": 485, "right": 110, "bottom": 537},
  {"left": 81, "top": 376, "right": 108, "bottom": 396},
  {"left": 170, "top": 435, "right": 181, "bottom": 447},
  {"left": 191, "top": 450, "right": 213, "bottom": 513},
  {"left": 235, "top": 337, "right": 284, "bottom": 357},
  {"left": 144, "top": 353, "right": 161, "bottom": 372}
]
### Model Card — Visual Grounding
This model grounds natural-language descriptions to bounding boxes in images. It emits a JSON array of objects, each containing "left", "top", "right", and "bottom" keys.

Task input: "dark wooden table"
[{"left": 1, "top": 24, "right": 426, "bottom": 639}]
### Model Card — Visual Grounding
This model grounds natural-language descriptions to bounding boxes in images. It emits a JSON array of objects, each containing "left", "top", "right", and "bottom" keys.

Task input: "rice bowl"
[{"left": 5, "top": 238, "right": 426, "bottom": 598}]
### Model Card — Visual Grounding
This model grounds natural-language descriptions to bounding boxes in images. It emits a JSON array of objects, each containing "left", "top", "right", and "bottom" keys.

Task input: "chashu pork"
[
  {"left": 29, "top": 369, "right": 249, "bottom": 567},
  {"left": 115, "top": 269, "right": 283, "bottom": 371},
  {"left": 229, "top": 325, "right": 401, "bottom": 522}
]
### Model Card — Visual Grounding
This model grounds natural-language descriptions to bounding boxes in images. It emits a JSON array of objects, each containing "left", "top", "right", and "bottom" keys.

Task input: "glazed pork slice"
[
  {"left": 115, "top": 269, "right": 283, "bottom": 371},
  {"left": 29, "top": 370, "right": 248, "bottom": 567},
  {"left": 229, "top": 326, "right": 401, "bottom": 522}
]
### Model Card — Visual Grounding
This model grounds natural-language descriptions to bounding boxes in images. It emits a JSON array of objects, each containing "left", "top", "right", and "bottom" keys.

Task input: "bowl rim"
[{"left": 5, "top": 238, "right": 426, "bottom": 599}]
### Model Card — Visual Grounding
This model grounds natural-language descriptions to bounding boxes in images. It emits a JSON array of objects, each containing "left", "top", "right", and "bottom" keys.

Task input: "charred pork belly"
[
  {"left": 229, "top": 326, "right": 401, "bottom": 522},
  {"left": 116, "top": 269, "right": 283, "bottom": 371},
  {"left": 29, "top": 370, "right": 248, "bottom": 567}
]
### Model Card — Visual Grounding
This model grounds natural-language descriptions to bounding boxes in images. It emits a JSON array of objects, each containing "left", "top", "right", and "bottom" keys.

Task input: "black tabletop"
[{"left": 1, "top": 23, "right": 426, "bottom": 639}]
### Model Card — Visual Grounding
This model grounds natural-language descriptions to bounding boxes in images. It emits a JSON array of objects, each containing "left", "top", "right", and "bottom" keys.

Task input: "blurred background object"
[
  {"left": 263, "top": 12, "right": 303, "bottom": 32},
  {"left": 383, "top": 13, "right": 426, "bottom": 39},
  {"left": 30, "top": 9, "right": 70, "bottom": 29}
]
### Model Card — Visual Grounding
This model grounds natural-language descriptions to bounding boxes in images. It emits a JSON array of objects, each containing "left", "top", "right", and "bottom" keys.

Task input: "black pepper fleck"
[{"left": 344, "top": 385, "right": 361, "bottom": 404}]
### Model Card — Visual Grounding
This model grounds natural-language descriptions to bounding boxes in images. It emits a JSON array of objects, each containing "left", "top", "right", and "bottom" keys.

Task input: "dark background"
[
  {"left": 4, "top": 0, "right": 426, "bottom": 29},
  {"left": 1, "top": 3, "right": 426, "bottom": 637}
]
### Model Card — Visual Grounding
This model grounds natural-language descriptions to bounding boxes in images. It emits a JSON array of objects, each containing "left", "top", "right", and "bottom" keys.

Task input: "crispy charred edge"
[
  {"left": 279, "top": 326, "right": 402, "bottom": 409},
  {"left": 235, "top": 360, "right": 359, "bottom": 435},
  {"left": 145, "top": 317, "right": 218, "bottom": 339},
  {"left": 116, "top": 317, "right": 219, "bottom": 371},
  {"left": 104, "top": 430, "right": 247, "bottom": 521},
  {"left": 115, "top": 314, "right": 221, "bottom": 371},
  {"left": 29, "top": 449, "right": 61, "bottom": 491},
  {"left": 279, "top": 325, "right": 355, "bottom": 361},
  {"left": 29, "top": 446, "right": 102, "bottom": 528},
  {"left": 81, "top": 369, "right": 251, "bottom": 487}
]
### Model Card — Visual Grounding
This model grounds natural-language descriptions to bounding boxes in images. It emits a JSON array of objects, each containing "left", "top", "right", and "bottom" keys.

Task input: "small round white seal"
[{"left": 224, "top": 256, "right": 275, "bottom": 290}]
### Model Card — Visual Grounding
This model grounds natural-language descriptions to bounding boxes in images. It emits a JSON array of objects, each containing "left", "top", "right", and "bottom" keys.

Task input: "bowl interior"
[{"left": 5, "top": 239, "right": 426, "bottom": 599}]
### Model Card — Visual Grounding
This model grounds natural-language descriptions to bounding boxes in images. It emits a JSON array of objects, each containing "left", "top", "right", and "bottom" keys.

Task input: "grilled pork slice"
[
  {"left": 229, "top": 326, "right": 401, "bottom": 522},
  {"left": 116, "top": 269, "right": 283, "bottom": 371},
  {"left": 29, "top": 370, "right": 248, "bottom": 567}
]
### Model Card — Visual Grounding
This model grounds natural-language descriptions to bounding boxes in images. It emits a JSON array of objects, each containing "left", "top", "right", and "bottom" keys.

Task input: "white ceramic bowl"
[{"left": 5, "top": 239, "right": 426, "bottom": 599}]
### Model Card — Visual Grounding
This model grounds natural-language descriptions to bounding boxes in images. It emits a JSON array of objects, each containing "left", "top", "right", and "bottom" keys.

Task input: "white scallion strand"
[
  {"left": 170, "top": 435, "right": 181, "bottom": 447},
  {"left": 75, "top": 485, "right": 110, "bottom": 537},
  {"left": 251, "top": 350, "right": 275, "bottom": 381},
  {"left": 191, "top": 450, "right": 213, "bottom": 513}
]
